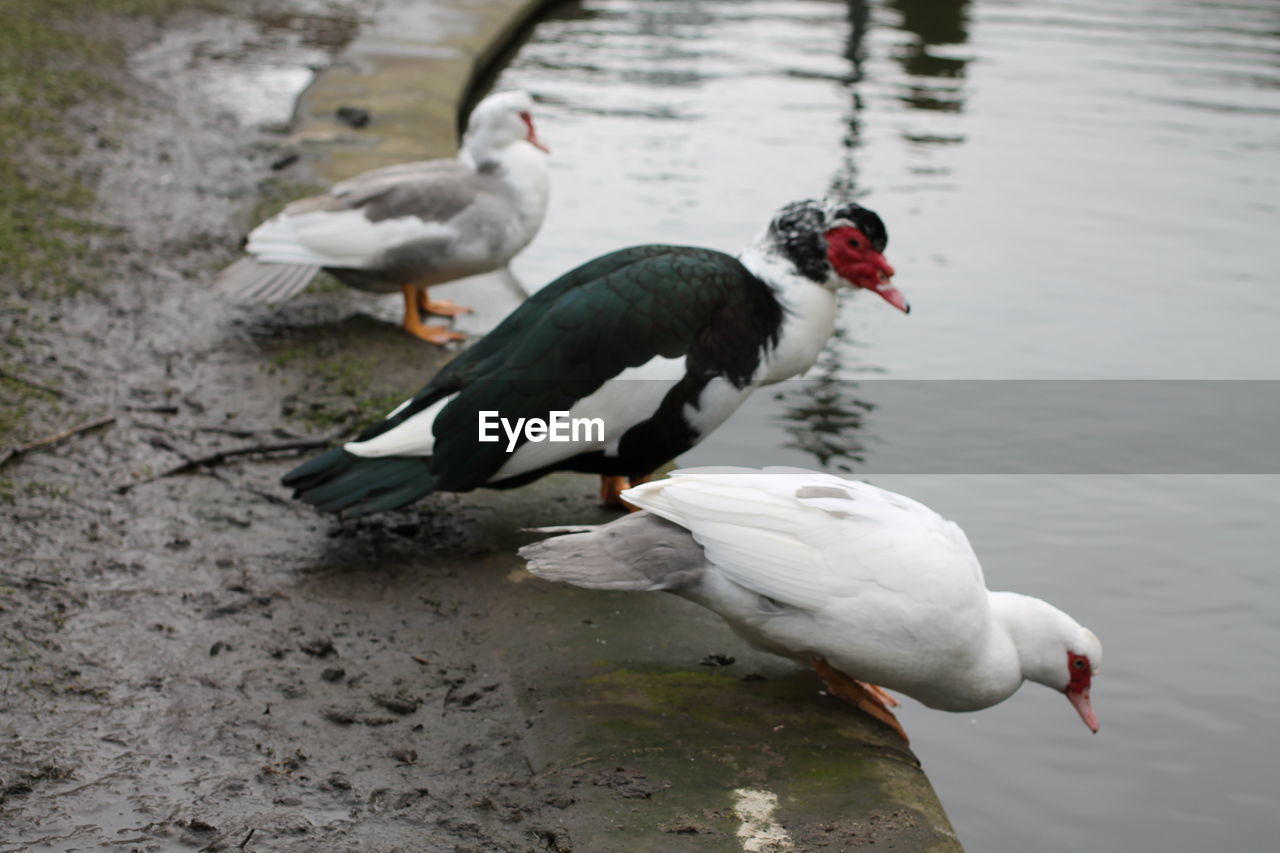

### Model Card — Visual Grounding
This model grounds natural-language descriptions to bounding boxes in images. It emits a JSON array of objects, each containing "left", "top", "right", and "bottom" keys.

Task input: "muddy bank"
[
  {"left": 0, "top": 2, "right": 959, "bottom": 850},
  {"left": 2, "top": 4, "right": 580, "bottom": 849}
]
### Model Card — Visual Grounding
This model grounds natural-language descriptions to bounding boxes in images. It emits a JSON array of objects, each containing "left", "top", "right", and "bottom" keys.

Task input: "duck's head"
[
  {"left": 997, "top": 592, "right": 1103, "bottom": 733},
  {"left": 1062, "top": 636, "right": 1103, "bottom": 733},
  {"left": 462, "top": 90, "right": 549, "bottom": 162},
  {"left": 763, "top": 199, "right": 906, "bottom": 313}
]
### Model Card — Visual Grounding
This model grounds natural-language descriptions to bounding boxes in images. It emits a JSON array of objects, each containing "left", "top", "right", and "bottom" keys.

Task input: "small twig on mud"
[
  {"left": 116, "top": 438, "right": 336, "bottom": 493},
  {"left": 205, "top": 467, "right": 294, "bottom": 508},
  {"left": 0, "top": 574, "right": 64, "bottom": 589},
  {"left": 238, "top": 828, "right": 256, "bottom": 849},
  {"left": 0, "top": 367, "right": 69, "bottom": 399},
  {"left": 193, "top": 426, "right": 264, "bottom": 438},
  {"left": 411, "top": 655, "right": 431, "bottom": 666},
  {"left": 241, "top": 484, "right": 295, "bottom": 507},
  {"left": 0, "top": 416, "right": 115, "bottom": 469},
  {"left": 122, "top": 404, "right": 180, "bottom": 414},
  {"left": 197, "top": 426, "right": 299, "bottom": 439}
]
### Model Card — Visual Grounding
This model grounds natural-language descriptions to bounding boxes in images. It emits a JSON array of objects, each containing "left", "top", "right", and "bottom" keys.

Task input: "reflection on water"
[
  {"left": 799, "top": 0, "right": 973, "bottom": 450},
  {"left": 776, "top": 331, "right": 875, "bottom": 472},
  {"left": 886, "top": 0, "right": 970, "bottom": 111},
  {"left": 495, "top": 1, "right": 1280, "bottom": 851},
  {"left": 497, "top": 0, "right": 863, "bottom": 285},
  {"left": 722, "top": 379, "right": 1280, "bottom": 474}
]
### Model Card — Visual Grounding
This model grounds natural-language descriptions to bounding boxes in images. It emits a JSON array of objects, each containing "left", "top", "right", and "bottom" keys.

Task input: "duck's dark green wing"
[
  {"left": 283, "top": 243, "right": 781, "bottom": 512},
  {"left": 429, "top": 244, "right": 779, "bottom": 491},
  {"left": 436, "top": 244, "right": 714, "bottom": 384}
]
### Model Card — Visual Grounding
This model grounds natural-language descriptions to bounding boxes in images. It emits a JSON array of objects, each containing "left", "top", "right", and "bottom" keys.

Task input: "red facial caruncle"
[
  {"left": 520, "top": 111, "right": 550, "bottom": 153},
  {"left": 1065, "top": 650, "right": 1099, "bottom": 733},
  {"left": 824, "top": 226, "right": 905, "bottom": 312}
]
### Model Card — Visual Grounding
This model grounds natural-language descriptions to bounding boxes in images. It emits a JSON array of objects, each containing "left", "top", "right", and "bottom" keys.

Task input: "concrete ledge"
[
  {"left": 491, "top": 521, "right": 964, "bottom": 851},
  {"left": 281, "top": 1, "right": 966, "bottom": 848},
  {"left": 292, "top": 0, "right": 548, "bottom": 180}
]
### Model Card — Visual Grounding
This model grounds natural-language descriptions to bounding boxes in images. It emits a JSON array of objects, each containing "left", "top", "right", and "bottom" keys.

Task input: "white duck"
[
  {"left": 520, "top": 467, "right": 1102, "bottom": 742},
  {"left": 216, "top": 90, "right": 550, "bottom": 344}
]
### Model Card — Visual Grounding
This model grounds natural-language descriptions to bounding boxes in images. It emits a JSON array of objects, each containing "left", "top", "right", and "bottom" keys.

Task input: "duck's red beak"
[
  {"left": 1067, "top": 687, "right": 1099, "bottom": 733},
  {"left": 521, "top": 112, "right": 549, "bottom": 153}
]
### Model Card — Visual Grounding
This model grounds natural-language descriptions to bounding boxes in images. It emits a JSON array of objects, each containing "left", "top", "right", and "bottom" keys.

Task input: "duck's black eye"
[
  {"left": 1073, "top": 658, "right": 1086, "bottom": 669},
  {"left": 847, "top": 237, "right": 862, "bottom": 249}
]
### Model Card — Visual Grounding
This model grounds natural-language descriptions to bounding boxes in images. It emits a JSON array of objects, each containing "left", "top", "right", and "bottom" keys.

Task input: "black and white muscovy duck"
[
  {"left": 521, "top": 467, "right": 1103, "bottom": 743},
  {"left": 216, "top": 90, "right": 550, "bottom": 345},
  {"left": 282, "top": 198, "right": 905, "bottom": 515}
]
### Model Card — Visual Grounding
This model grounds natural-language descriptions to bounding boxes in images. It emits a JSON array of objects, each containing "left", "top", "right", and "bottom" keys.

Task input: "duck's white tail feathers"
[
  {"left": 518, "top": 512, "right": 706, "bottom": 592},
  {"left": 215, "top": 257, "right": 320, "bottom": 304}
]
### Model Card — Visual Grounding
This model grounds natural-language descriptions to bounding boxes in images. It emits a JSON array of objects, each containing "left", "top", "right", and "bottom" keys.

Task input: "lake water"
[{"left": 493, "top": 1, "right": 1280, "bottom": 850}]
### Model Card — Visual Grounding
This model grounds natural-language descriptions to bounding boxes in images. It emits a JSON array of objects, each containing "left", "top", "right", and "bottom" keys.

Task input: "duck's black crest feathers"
[
  {"left": 825, "top": 198, "right": 888, "bottom": 252},
  {"left": 768, "top": 200, "right": 829, "bottom": 283}
]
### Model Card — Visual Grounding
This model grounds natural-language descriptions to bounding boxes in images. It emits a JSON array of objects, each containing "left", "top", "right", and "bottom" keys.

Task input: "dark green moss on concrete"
[{"left": 495, "top": 567, "right": 962, "bottom": 850}]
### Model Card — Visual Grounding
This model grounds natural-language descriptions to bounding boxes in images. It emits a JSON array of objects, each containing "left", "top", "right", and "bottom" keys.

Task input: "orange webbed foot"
[
  {"left": 406, "top": 324, "right": 467, "bottom": 345},
  {"left": 419, "top": 295, "right": 474, "bottom": 317},
  {"left": 813, "top": 657, "right": 909, "bottom": 743},
  {"left": 599, "top": 475, "right": 644, "bottom": 511},
  {"left": 401, "top": 285, "right": 467, "bottom": 345}
]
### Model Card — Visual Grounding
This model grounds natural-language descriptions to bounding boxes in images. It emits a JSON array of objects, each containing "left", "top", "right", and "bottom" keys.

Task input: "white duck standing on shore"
[
  {"left": 520, "top": 467, "right": 1102, "bottom": 742},
  {"left": 216, "top": 90, "right": 550, "bottom": 344}
]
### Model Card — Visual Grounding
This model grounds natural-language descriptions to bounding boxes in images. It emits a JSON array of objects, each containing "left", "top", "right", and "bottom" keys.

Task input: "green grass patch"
[
  {"left": 271, "top": 345, "right": 405, "bottom": 431},
  {"left": 0, "top": 366, "right": 65, "bottom": 448},
  {"left": 0, "top": 0, "right": 223, "bottom": 289},
  {"left": 0, "top": 0, "right": 223, "bottom": 445}
]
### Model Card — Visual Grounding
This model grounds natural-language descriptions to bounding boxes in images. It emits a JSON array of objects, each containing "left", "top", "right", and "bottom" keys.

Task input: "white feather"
[
  {"left": 489, "top": 355, "right": 687, "bottom": 480},
  {"left": 245, "top": 209, "right": 456, "bottom": 269},
  {"left": 345, "top": 393, "right": 457, "bottom": 457},
  {"left": 623, "top": 468, "right": 987, "bottom": 623}
]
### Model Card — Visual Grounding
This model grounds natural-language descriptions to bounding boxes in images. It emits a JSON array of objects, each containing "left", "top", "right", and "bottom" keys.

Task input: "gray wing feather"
[
  {"left": 288, "top": 161, "right": 486, "bottom": 226},
  {"left": 358, "top": 172, "right": 492, "bottom": 224},
  {"left": 331, "top": 159, "right": 468, "bottom": 195},
  {"left": 215, "top": 257, "right": 320, "bottom": 304},
  {"left": 259, "top": 262, "right": 321, "bottom": 302},
  {"left": 519, "top": 512, "right": 706, "bottom": 592}
]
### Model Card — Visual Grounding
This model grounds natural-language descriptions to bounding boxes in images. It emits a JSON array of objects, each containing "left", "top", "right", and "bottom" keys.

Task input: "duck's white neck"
[
  {"left": 913, "top": 591, "right": 1089, "bottom": 712},
  {"left": 983, "top": 591, "right": 1079, "bottom": 698},
  {"left": 738, "top": 244, "right": 839, "bottom": 384},
  {"left": 902, "top": 594, "right": 1045, "bottom": 711},
  {"left": 938, "top": 592, "right": 1034, "bottom": 709},
  {"left": 472, "top": 141, "right": 550, "bottom": 251}
]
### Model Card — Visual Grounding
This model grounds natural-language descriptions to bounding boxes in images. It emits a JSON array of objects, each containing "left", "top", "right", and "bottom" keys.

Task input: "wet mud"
[{"left": 0, "top": 4, "right": 604, "bottom": 850}]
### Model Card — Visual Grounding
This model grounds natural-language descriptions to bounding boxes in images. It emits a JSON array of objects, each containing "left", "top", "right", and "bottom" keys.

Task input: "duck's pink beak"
[
  {"left": 521, "top": 112, "right": 549, "bottom": 153},
  {"left": 874, "top": 276, "right": 909, "bottom": 314},
  {"left": 1067, "top": 687, "right": 1099, "bottom": 733}
]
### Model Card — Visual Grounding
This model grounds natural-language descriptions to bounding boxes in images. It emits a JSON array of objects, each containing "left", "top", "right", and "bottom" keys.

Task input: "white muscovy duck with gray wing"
[
  {"left": 520, "top": 467, "right": 1102, "bottom": 742},
  {"left": 216, "top": 90, "right": 550, "bottom": 345}
]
